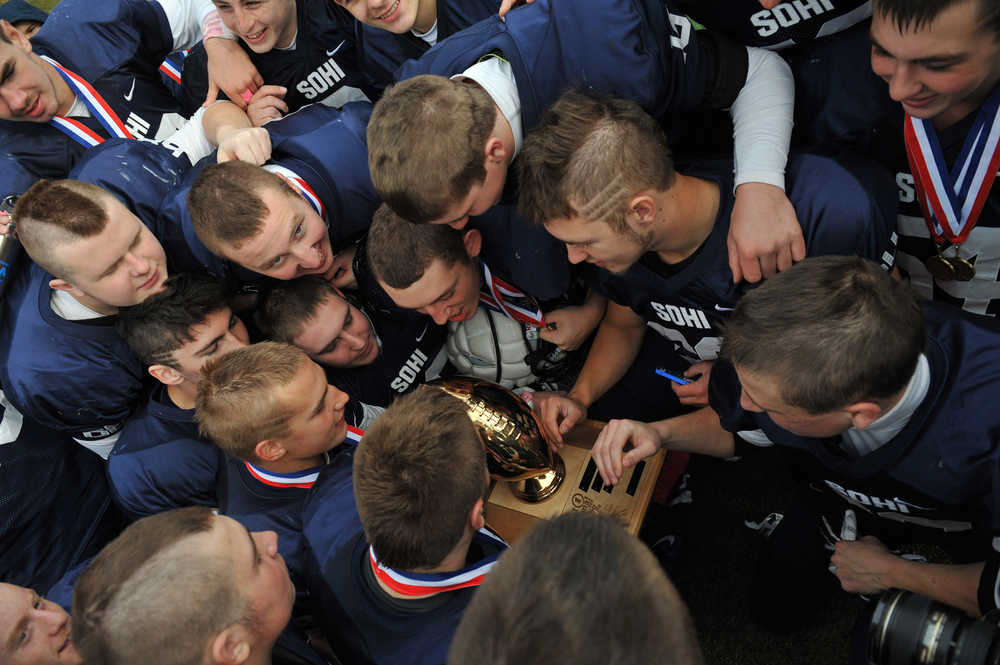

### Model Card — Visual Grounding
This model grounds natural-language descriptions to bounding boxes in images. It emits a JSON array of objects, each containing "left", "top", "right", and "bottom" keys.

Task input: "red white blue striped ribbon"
[
  {"left": 479, "top": 260, "right": 545, "bottom": 328},
  {"left": 903, "top": 85, "right": 1000, "bottom": 244},
  {"left": 368, "top": 527, "right": 507, "bottom": 597},
  {"left": 41, "top": 56, "right": 134, "bottom": 147},
  {"left": 263, "top": 164, "right": 326, "bottom": 217}
]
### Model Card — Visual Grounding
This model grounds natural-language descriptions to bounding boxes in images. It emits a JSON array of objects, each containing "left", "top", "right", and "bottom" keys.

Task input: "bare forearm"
[
  {"left": 890, "top": 559, "right": 984, "bottom": 616},
  {"left": 568, "top": 305, "right": 644, "bottom": 407},
  {"left": 653, "top": 407, "right": 735, "bottom": 458},
  {"left": 203, "top": 101, "right": 252, "bottom": 145}
]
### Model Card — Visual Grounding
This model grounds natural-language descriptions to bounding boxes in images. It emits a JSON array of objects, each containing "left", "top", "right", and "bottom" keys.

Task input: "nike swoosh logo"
[
  {"left": 123, "top": 77, "right": 136, "bottom": 102},
  {"left": 415, "top": 323, "right": 429, "bottom": 343},
  {"left": 326, "top": 40, "right": 346, "bottom": 57},
  {"left": 714, "top": 304, "right": 735, "bottom": 312}
]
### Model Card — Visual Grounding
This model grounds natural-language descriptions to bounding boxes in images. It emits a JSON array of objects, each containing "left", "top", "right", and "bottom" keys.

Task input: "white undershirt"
[
  {"left": 455, "top": 56, "right": 523, "bottom": 157},
  {"left": 412, "top": 20, "right": 438, "bottom": 45}
]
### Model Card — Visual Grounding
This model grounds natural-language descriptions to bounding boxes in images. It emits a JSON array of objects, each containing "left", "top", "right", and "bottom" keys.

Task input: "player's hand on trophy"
[
  {"left": 830, "top": 536, "right": 898, "bottom": 595},
  {"left": 672, "top": 361, "right": 713, "bottom": 406},
  {"left": 531, "top": 392, "right": 585, "bottom": 450},
  {"left": 216, "top": 126, "right": 272, "bottom": 165},
  {"left": 592, "top": 419, "right": 662, "bottom": 487},
  {"left": 497, "top": 0, "right": 534, "bottom": 19},
  {"left": 728, "top": 182, "right": 805, "bottom": 283},
  {"left": 203, "top": 37, "right": 264, "bottom": 109}
]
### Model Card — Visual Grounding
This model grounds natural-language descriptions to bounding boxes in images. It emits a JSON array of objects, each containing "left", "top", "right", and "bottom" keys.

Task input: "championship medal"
[
  {"left": 948, "top": 247, "right": 976, "bottom": 282},
  {"left": 924, "top": 247, "right": 956, "bottom": 281},
  {"left": 904, "top": 84, "right": 1000, "bottom": 283}
]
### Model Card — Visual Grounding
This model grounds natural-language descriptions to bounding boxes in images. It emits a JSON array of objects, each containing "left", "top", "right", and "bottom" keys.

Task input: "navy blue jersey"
[
  {"left": 0, "top": 263, "right": 146, "bottom": 441},
  {"left": 0, "top": 0, "right": 190, "bottom": 180},
  {"left": 859, "top": 99, "right": 1000, "bottom": 317},
  {"left": 69, "top": 137, "right": 192, "bottom": 226},
  {"left": 678, "top": 0, "right": 871, "bottom": 49},
  {"left": 470, "top": 202, "right": 571, "bottom": 301},
  {"left": 0, "top": 153, "right": 38, "bottom": 198},
  {"left": 596, "top": 154, "right": 897, "bottom": 371},
  {"left": 179, "top": 0, "right": 374, "bottom": 115},
  {"left": 709, "top": 303, "right": 1000, "bottom": 562},
  {"left": 219, "top": 456, "right": 324, "bottom": 585},
  {"left": 397, "top": 0, "right": 724, "bottom": 129},
  {"left": 300, "top": 447, "right": 362, "bottom": 589},
  {"left": 356, "top": 0, "right": 500, "bottom": 85},
  {"left": 108, "top": 385, "right": 222, "bottom": 520},
  {"left": 0, "top": 391, "right": 121, "bottom": 593},
  {"left": 156, "top": 102, "right": 378, "bottom": 293},
  {"left": 308, "top": 529, "right": 506, "bottom": 665}
]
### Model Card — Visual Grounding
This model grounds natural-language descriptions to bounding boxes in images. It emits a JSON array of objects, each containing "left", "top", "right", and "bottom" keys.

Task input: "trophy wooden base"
[{"left": 486, "top": 419, "right": 666, "bottom": 543}]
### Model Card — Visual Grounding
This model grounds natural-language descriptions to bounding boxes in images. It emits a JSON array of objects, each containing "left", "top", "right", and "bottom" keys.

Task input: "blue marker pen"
[{"left": 655, "top": 369, "right": 690, "bottom": 385}]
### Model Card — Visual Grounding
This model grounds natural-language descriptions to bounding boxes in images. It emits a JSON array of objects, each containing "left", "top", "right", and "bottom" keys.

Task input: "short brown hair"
[
  {"left": 353, "top": 388, "right": 487, "bottom": 570},
  {"left": 72, "top": 507, "right": 247, "bottom": 665},
  {"left": 873, "top": 0, "right": 1000, "bottom": 39},
  {"left": 255, "top": 276, "right": 340, "bottom": 343},
  {"left": 518, "top": 89, "right": 675, "bottom": 231},
  {"left": 13, "top": 179, "right": 111, "bottom": 278},
  {"left": 721, "top": 256, "right": 925, "bottom": 413},
  {"left": 366, "top": 203, "right": 469, "bottom": 289},
  {"left": 195, "top": 342, "right": 307, "bottom": 461},
  {"left": 187, "top": 161, "right": 297, "bottom": 255},
  {"left": 449, "top": 512, "right": 704, "bottom": 665},
  {"left": 367, "top": 75, "right": 497, "bottom": 223}
]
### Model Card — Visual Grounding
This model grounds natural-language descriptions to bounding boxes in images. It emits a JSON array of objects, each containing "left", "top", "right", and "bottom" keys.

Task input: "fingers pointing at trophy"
[{"left": 591, "top": 419, "right": 664, "bottom": 487}]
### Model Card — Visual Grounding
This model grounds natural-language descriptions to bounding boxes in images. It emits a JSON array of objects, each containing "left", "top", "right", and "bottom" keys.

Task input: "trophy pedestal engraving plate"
[{"left": 487, "top": 420, "right": 667, "bottom": 543}]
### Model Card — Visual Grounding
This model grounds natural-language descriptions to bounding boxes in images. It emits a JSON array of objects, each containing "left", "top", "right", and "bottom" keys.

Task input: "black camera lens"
[{"left": 869, "top": 590, "right": 1000, "bottom": 665}]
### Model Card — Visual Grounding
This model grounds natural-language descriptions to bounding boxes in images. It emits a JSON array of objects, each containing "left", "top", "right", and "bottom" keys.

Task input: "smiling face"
[
  {"left": 271, "top": 358, "right": 350, "bottom": 461},
  {"left": 222, "top": 185, "right": 333, "bottom": 281},
  {"left": 292, "top": 293, "right": 379, "bottom": 368},
  {"left": 544, "top": 214, "right": 648, "bottom": 274},
  {"left": 52, "top": 196, "right": 168, "bottom": 311},
  {"left": 332, "top": 0, "right": 432, "bottom": 34},
  {"left": 870, "top": 0, "right": 1000, "bottom": 127},
  {"left": 211, "top": 0, "right": 297, "bottom": 52},
  {"left": 0, "top": 23, "right": 62, "bottom": 122},
  {"left": 380, "top": 257, "right": 481, "bottom": 325},
  {"left": 0, "top": 583, "right": 80, "bottom": 665}
]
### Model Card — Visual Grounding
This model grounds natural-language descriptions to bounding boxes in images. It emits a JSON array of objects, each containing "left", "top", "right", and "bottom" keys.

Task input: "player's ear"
[
  {"left": 254, "top": 438, "right": 286, "bottom": 463},
  {"left": 211, "top": 624, "right": 252, "bottom": 665},
  {"left": 48, "top": 277, "right": 85, "bottom": 299},
  {"left": 483, "top": 135, "right": 507, "bottom": 166},
  {"left": 148, "top": 364, "right": 183, "bottom": 386},
  {"left": 847, "top": 402, "right": 884, "bottom": 430},
  {"left": 625, "top": 192, "right": 657, "bottom": 233},
  {"left": 462, "top": 229, "right": 482, "bottom": 259},
  {"left": 467, "top": 497, "right": 486, "bottom": 532},
  {"left": 0, "top": 20, "right": 30, "bottom": 52}
]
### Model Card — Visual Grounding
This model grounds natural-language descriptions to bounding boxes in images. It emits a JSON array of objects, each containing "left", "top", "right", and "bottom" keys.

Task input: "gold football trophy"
[{"left": 423, "top": 377, "right": 565, "bottom": 502}]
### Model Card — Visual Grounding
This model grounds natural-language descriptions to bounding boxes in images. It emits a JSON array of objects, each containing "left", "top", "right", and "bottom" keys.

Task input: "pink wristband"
[{"left": 240, "top": 89, "right": 254, "bottom": 104}]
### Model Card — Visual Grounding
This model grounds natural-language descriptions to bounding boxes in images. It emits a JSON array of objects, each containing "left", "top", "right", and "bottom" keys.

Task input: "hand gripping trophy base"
[{"left": 423, "top": 377, "right": 565, "bottom": 503}]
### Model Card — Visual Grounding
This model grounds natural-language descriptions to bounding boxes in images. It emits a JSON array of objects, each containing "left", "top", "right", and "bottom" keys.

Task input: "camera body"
[{"left": 869, "top": 590, "right": 1000, "bottom": 665}]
